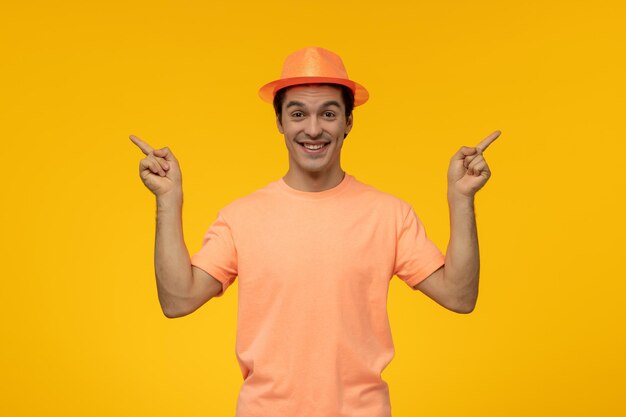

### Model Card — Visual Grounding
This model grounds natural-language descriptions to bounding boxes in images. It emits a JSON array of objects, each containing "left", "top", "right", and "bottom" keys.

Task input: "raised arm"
[
  {"left": 414, "top": 130, "right": 501, "bottom": 314},
  {"left": 130, "top": 135, "right": 222, "bottom": 318}
]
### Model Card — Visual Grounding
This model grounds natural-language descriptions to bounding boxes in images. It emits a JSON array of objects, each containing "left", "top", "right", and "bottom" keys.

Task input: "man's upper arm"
[{"left": 412, "top": 265, "right": 467, "bottom": 313}]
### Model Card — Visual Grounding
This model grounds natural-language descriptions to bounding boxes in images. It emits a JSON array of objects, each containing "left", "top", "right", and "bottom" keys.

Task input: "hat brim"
[{"left": 258, "top": 76, "right": 369, "bottom": 106}]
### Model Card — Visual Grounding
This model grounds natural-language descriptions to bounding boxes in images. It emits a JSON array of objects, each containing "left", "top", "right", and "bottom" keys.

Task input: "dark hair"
[{"left": 273, "top": 83, "right": 355, "bottom": 123}]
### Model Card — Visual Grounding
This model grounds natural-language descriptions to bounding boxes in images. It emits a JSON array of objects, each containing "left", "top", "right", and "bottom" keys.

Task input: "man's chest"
[{"left": 232, "top": 205, "right": 398, "bottom": 292}]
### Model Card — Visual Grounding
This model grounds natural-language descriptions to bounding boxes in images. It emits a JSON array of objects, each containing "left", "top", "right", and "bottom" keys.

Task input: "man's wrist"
[
  {"left": 156, "top": 190, "right": 183, "bottom": 213},
  {"left": 447, "top": 189, "right": 475, "bottom": 209}
]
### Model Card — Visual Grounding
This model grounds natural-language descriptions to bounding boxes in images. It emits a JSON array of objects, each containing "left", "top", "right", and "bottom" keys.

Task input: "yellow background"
[{"left": 1, "top": 0, "right": 624, "bottom": 416}]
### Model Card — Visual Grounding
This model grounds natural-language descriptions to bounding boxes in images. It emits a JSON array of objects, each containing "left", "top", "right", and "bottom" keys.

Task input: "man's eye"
[
  {"left": 323, "top": 111, "right": 335, "bottom": 118},
  {"left": 291, "top": 111, "right": 304, "bottom": 118}
]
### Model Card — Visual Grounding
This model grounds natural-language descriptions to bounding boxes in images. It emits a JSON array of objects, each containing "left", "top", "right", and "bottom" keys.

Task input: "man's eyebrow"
[
  {"left": 285, "top": 100, "right": 305, "bottom": 108},
  {"left": 321, "top": 100, "right": 342, "bottom": 109},
  {"left": 284, "top": 100, "right": 342, "bottom": 109}
]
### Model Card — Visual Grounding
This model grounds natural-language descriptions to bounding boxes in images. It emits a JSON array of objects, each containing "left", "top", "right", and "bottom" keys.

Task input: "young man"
[{"left": 130, "top": 46, "right": 500, "bottom": 417}]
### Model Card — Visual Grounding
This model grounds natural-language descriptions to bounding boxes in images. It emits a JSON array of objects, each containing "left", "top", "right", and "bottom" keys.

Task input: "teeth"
[{"left": 303, "top": 143, "right": 325, "bottom": 150}]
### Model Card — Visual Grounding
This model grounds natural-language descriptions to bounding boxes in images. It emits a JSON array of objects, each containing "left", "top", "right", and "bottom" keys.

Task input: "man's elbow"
[
  {"left": 453, "top": 302, "right": 476, "bottom": 314},
  {"left": 159, "top": 298, "right": 195, "bottom": 319},
  {"left": 161, "top": 296, "right": 214, "bottom": 318},
  {"left": 451, "top": 296, "right": 478, "bottom": 314},
  {"left": 450, "top": 281, "right": 478, "bottom": 314},
  {"left": 163, "top": 308, "right": 187, "bottom": 319},
  {"left": 162, "top": 306, "right": 188, "bottom": 318},
  {"left": 447, "top": 290, "right": 478, "bottom": 314}
]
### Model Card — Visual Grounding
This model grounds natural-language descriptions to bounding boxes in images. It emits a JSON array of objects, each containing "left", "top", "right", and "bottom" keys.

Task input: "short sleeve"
[
  {"left": 393, "top": 207, "right": 445, "bottom": 289},
  {"left": 190, "top": 211, "right": 238, "bottom": 297}
]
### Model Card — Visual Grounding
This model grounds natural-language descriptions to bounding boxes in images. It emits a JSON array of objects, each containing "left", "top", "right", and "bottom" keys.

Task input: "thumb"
[{"left": 451, "top": 146, "right": 477, "bottom": 161}]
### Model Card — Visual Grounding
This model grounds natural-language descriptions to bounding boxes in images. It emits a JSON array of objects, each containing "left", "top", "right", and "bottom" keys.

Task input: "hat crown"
[
  {"left": 258, "top": 46, "right": 369, "bottom": 106},
  {"left": 280, "top": 47, "right": 349, "bottom": 79}
]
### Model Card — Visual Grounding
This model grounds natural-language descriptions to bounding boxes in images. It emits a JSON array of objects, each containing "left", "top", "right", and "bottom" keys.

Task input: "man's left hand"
[{"left": 447, "top": 130, "right": 501, "bottom": 198}]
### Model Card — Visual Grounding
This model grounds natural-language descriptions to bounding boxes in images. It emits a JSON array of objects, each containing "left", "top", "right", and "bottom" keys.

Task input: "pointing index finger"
[
  {"left": 475, "top": 130, "right": 501, "bottom": 153},
  {"left": 129, "top": 135, "right": 154, "bottom": 155}
]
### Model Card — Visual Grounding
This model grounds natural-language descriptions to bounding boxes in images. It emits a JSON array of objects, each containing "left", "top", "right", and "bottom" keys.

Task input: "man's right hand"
[{"left": 130, "top": 134, "right": 183, "bottom": 200}]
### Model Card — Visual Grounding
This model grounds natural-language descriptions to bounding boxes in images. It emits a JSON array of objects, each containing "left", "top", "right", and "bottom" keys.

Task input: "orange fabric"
[
  {"left": 258, "top": 46, "right": 369, "bottom": 106},
  {"left": 190, "top": 173, "right": 445, "bottom": 417}
]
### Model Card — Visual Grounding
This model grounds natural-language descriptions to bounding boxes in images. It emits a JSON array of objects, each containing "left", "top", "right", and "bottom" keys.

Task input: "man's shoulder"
[
  {"left": 218, "top": 178, "right": 281, "bottom": 215},
  {"left": 349, "top": 176, "right": 414, "bottom": 216}
]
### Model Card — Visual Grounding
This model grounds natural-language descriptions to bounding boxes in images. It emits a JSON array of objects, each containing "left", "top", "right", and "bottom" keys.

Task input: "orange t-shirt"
[{"left": 190, "top": 173, "right": 445, "bottom": 417}]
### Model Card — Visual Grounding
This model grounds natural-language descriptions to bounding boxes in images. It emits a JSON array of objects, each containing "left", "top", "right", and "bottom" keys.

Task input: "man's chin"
[{"left": 295, "top": 162, "right": 330, "bottom": 175}]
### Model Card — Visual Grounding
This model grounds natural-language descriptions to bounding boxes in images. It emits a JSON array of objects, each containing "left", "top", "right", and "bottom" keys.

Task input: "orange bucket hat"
[{"left": 258, "top": 46, "right": 369, "bottom": 106}]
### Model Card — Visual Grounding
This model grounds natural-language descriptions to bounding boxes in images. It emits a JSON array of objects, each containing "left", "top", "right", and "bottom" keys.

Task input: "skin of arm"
[
  {"left": 156, "top": 195, "right": 223, "bottom": 318},
  {"left": 414, "top": 194, "right": 479, "bottom": 314},
  {"left": 413, "top": 131, "right": 500, "bottom": 314},
  {"left": 130, "top": 134, "right": 222, "bottom": 318},
  {"left": 154, "top": 198, "right": 222, "bottom": 318},
  {"left": 154, "top": 195, "right": 194, "bottom": 318}
]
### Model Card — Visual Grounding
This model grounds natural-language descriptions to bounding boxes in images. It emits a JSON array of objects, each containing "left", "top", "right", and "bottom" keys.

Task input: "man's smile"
[{"left": 297, "top": 141, "right": 331, "bottom": 153}]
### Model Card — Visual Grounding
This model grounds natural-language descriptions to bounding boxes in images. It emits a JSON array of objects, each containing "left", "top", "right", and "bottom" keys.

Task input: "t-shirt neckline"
[{"left": 277, "top": 173, "right": 354, "bottom": 200}]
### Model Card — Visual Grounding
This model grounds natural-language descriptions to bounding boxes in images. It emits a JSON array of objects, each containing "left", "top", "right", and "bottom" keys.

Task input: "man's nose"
[{"left": 304, "top": 116, "right": 323, "bottom": 138}]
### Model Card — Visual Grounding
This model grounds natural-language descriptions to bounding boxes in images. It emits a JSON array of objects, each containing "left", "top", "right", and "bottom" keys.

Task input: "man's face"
[{"left": 276, "top": 84, "right": 353, "bottom": 176}]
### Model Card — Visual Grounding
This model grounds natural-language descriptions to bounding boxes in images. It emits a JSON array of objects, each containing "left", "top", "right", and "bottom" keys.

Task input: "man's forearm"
[
  {"left": 155, "top": 193, "right": 194, "bottom": 317},
  {"left": 443, "top": 192, "right": 480, "bottom": 312}
]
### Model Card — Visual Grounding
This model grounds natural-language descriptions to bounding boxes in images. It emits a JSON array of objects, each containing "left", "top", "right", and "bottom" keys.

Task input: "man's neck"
[{"left": 282, "top": 169, "right": 346, "bottom": 192}]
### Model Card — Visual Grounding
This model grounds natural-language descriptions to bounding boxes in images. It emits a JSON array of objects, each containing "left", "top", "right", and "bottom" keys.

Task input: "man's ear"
[
  {"left": 345, "top": 113, "right": 353, "bottom": 136},
  {"left": 276, "top": 114, "right": 284, "bottom": 134}
]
